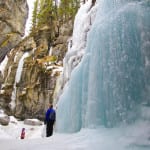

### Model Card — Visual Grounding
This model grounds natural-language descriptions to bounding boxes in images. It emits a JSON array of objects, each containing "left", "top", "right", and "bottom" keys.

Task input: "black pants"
[{"left": 46, "top": 120, "right": 55, "bottom": 137}]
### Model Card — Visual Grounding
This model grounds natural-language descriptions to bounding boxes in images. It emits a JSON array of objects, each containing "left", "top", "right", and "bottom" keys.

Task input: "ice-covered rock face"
[
  {"left": 0, "top": 0, "right": 28, "bottom": 63},
  {"left": 56, "top": 0, "right": 150, "bottom": 133}
]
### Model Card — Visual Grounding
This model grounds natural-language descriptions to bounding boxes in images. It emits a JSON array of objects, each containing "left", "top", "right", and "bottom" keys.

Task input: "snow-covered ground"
[{"left": 0, "top": 116, "right": 150, "bottom": 150}]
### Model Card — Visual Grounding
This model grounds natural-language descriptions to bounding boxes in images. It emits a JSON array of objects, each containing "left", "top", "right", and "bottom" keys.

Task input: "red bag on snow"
[{"left": 20, "top": 128, "right": 25, "bottom": 139}]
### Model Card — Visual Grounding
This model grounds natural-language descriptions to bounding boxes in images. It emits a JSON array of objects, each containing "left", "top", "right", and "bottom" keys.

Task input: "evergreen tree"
[
  {"left": 37, "top": 0, "right": 57, "bottom": 28},
  {"left": 58, "top": 0, "right": 80, "bottom": 23},
  {"left": 30, "top": 0, "right": 80, "bottom": 38},
  {"left": 31, "top": 0, "right": 39, "bottom": 32}
]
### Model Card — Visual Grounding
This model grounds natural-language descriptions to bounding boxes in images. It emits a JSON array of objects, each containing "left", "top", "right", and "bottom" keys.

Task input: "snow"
[
  {"left": 0, "top": 118, "right": 150, "bottom": 150},
  {"left": 24, "top": 0, "right": 36, "bottom": 37},
  {"left": 0, "top": 109, "right": 5, "bottom": 117},
  {"left": 0, "top": 55, "right": 8, "bottom": 77}
]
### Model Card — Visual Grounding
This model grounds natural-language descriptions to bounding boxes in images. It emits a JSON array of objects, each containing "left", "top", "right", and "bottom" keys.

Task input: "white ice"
[
  {"left": 0, "top": 55, "right": 8, "bottom": 77},
  {"left": 10, "top": 52, "right": 30, "bottom": 110}
]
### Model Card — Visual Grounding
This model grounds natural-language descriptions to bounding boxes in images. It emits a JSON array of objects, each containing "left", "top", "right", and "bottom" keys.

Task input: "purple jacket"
[{"left": 45, "top": 108, "right": 56, "bottom": 122}]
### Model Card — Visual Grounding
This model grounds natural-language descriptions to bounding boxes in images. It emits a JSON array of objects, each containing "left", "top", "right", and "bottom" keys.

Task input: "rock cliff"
[
  {"left": 0, "top": 0, "right": 28, "bottom": 63},
  {"left": 0, "top": 21, "right": 73, "bottom": 120},
  {"left": 0, "top": 0, "right": 81, "bottom": 121}
]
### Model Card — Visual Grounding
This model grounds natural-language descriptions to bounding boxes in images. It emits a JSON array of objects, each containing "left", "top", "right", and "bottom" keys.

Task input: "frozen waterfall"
[
  {"left": 10, "top": 52, "right": 30, "bottom": 110},
  {"left": 56, "top": 0, "right": 150, "bottom": 133}
]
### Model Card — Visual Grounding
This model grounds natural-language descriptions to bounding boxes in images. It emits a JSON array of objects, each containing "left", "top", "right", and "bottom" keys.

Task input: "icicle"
[{"left": 10, "top": 52, "right": 30, "bottom": 110}]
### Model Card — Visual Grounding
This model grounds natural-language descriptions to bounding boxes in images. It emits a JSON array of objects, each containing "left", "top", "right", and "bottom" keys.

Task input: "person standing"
[{"left": 45, "top": 103, "right": 56, "bottom": 137}]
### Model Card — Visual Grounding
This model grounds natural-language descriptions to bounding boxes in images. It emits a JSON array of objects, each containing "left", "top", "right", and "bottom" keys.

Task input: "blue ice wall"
[{"left": 56, "top": 0, "right": 150, "bottom": 132}]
